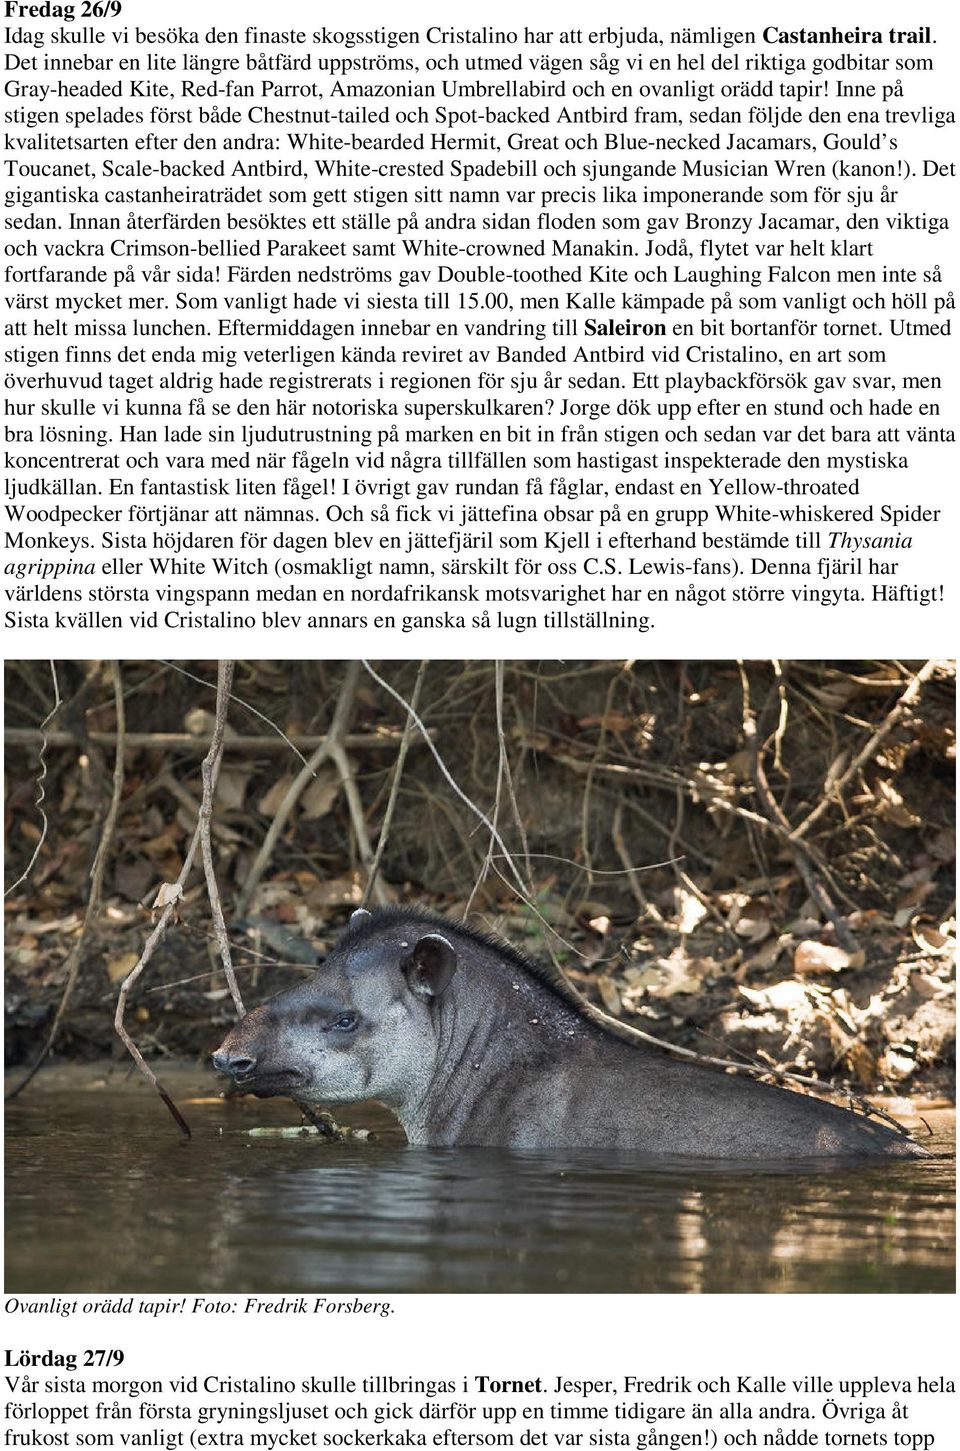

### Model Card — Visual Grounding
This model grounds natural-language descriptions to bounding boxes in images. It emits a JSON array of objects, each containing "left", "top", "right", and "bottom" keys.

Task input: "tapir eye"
[{"left": 332, "top": 1013, "right": 358, "bottom": 1032}]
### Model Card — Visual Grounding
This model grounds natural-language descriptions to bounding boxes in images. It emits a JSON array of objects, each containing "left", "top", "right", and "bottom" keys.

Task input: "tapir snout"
[{"left": 213, "top": 1004, "right": 307, "bottom": 1096}]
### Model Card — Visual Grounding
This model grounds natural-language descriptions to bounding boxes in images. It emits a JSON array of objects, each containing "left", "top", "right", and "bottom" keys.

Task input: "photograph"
[{"left": 4, "top": 658, "right": 955, "bottom": 1294}]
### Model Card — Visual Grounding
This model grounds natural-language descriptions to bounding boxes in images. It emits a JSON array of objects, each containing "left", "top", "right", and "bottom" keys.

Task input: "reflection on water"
[{"left": 4, "top": 1070, "right": 955, "bottom": 1294}]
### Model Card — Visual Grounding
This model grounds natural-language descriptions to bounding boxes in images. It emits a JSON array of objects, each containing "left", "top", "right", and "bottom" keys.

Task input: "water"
[{"left": 4, "top": 1067, "right": 954, "bottom": 1294}]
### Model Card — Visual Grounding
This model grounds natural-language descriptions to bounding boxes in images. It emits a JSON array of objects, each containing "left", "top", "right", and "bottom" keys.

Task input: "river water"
[{"left": 4, "top": 1067, "right": 954, "bottom": 1294}]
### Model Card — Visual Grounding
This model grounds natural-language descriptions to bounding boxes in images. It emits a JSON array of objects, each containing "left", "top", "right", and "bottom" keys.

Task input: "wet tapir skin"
[{"left": 213, "top": 908, "right": 925, "bottom": 1159}]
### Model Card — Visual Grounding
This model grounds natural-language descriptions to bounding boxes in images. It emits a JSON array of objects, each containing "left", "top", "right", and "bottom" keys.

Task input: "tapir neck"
[{"left": 395, "top": 960, "right": 597, "bottom": 1147}]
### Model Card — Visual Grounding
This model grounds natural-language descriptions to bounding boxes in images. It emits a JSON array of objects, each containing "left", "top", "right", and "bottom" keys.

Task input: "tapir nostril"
[{"left": 212, "top": 1050, "right": 257, "bottom": 1078}]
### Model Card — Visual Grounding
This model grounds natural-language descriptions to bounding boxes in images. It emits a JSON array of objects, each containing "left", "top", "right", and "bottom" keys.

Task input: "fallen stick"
[{"left": 5, "top": 727, "right": 430, "bottom": 755}]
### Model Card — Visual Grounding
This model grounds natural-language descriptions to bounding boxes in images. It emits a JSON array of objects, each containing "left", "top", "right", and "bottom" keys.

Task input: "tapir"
[{"left": 212, "top": 908, "right": 925, "bottom": 1158}]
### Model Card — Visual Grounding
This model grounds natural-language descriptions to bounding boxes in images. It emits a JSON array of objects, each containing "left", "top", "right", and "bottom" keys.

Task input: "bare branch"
[
  {"left": 237, "top": 662, "right": 371, "bottom": 914},
  {"left": 4, "top": 727, "right": 422, "bottom": 755},
  {"left": 7, "top": 662, "right": 126, "bottom": 1100},
  {"left": 360, "top": 661, "right": 428, "bottom": 910},
  {"left": 114, "top": 659, "right": 239, "bottom": 1137},
  {"left": 5, "top": 662, "right": 61, "bottom": 899}
]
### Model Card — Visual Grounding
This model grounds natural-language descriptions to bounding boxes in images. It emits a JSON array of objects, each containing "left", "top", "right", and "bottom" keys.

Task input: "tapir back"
[{"left": 214, "top": 909, "right": 925, "bottom": 1160}]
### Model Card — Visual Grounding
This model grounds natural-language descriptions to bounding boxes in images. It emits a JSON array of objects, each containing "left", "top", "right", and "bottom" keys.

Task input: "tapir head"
[{"left": 211, "top": 909, "right": 457, "bottom": 1107}]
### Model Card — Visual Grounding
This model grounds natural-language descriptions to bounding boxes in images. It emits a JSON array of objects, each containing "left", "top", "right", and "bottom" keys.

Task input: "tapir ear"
[
  {"left": 402, "top": 934, "right": 457, "bottom": 1000},
  {"left": 348, "top": 908, "right": 372, "bottom": 928}
]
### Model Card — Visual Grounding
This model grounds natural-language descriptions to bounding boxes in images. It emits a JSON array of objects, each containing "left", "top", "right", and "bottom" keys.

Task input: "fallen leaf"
[
  {"left": 595, "top": 975, "right": 622, "bottom": 1014},
  {"left": 786, "top": 916, "right": 823, "bottom": 937},
  {"left": 151, "top": 880, "right": 183, "bottom": 921},
  {"left": 304, "top": 874, "right": 364, "bottom": 908},
  {"left": 184, "top": 707, "right": 240, "bottom": 741},
  {"left": 301, "top": 768, "right": 340, "bottom": 820},
  {"left": 749, "top": 934, "right": 791, "bottom": 970},
  {"left": 734, "top": 916, "right": 773, "bottom": 944},
  {"left": 114, "top": 858, "right": 155, "bottom": 903},
  {"left": 740, "top": 980, "right": 811, "bottom": 1014},
  {"left": 216, "top": 767, "right": 253, "bottom": 812},
  {"left": 675, "top": 888, "right": 707, "bottom": 935},
  {"left": 912, "top": 921, "right": 952, "bottom": 956},
  {"left": 258, "top": 775, "right": 295, "bottom": 817},
  {"left": 874, "top": 778, "right": 921, "bottom": 828},
  {"left": 106, "top": 951, "right": 139, "bottom": 983},
  {"left": 794, "top": 941, "right": 856, "bottom": 975},
  {"left": 632, "top": 945, "right": 706, "bottom": 997}
]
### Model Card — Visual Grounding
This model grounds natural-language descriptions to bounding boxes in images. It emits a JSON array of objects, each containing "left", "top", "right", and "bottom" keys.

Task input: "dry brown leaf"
[
  {"left": 734, "top": 916, "right": 773, "bottom": 944},
  {"left": 874, "top": 778, "right": 921, "bottom": 828},
  {"left": 794, "top": 940, "right": 859, "bottom": 975},
  {"left": 749, "top": 934, "right": 790, "bottom": 970},
  {"left": 725, "top": 749, "right": 753, "bottom": 781},
  {"left": 216, "top": 767, "right": 253, "bottom": 813},
  {"left": 578, "top": 712, "right": 633, "bottom": 733},
  {"left": 912, "top": 921, "right": 952, "bottom": 956},
  {"left": 258, "top": 775, "right": 295, "bottom": 817},
  {"left": 675, "top": 888, "right": 707, "bottom": 935},
  {"left": 106, "top": 951, "right": 140, "bottom": 983},
  {"left": 633, "top": 945, "right": 706, "bottom": 997},
  {"left": 184, "top": 707, "right": 240, "bottom": 741},
  {"left": 786, "top": 916, "right": 823, "bottom": 936},
  {"left": 301, "top": 769, "right": 340, "bottom": 821},
  {"left": 740, "top": 980, "right": 811, "bottom": 1014},
  {"left": 140, "top": 826, "right": 182, "bottom": 859},
  {"left": 304, "top": 875, "right": 364, "bottom": 908},
  {"left": 595, "top": 975, "right": 622, "bottom": 1014},
  {"left": 894, "top": 882, "right": 937, "bottom": 926},
  {"left": 113, "top": 858, "right": 156, "bottom": 904}
]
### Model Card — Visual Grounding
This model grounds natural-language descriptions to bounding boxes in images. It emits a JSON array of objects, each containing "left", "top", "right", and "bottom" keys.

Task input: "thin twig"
[
  {"left": 499, "top": 664, "right": 534, "bottom": 889},
  {"left": 771, "top": 657, "right": 790, "bottom": 777},
  {"left": 7, "top": 663, "right": 126, "bottom": 1099},
  {"left": 361, "top": 661, "right": 428, "bottom": 909},
  {"left": 328, "top": 737, "right": 391, "bottom": 907},
  {"left": 465, "top": 665, "right": 509, "bottom": 918},
  {"left": 579, "top": 661, "right": 632, "bottom": 891},
  {"left": 198, "top": 661, "right": 244, "bottom": 1016},
  {"left": 4, "top": 727, "right": 421, "bottom": 755}
]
